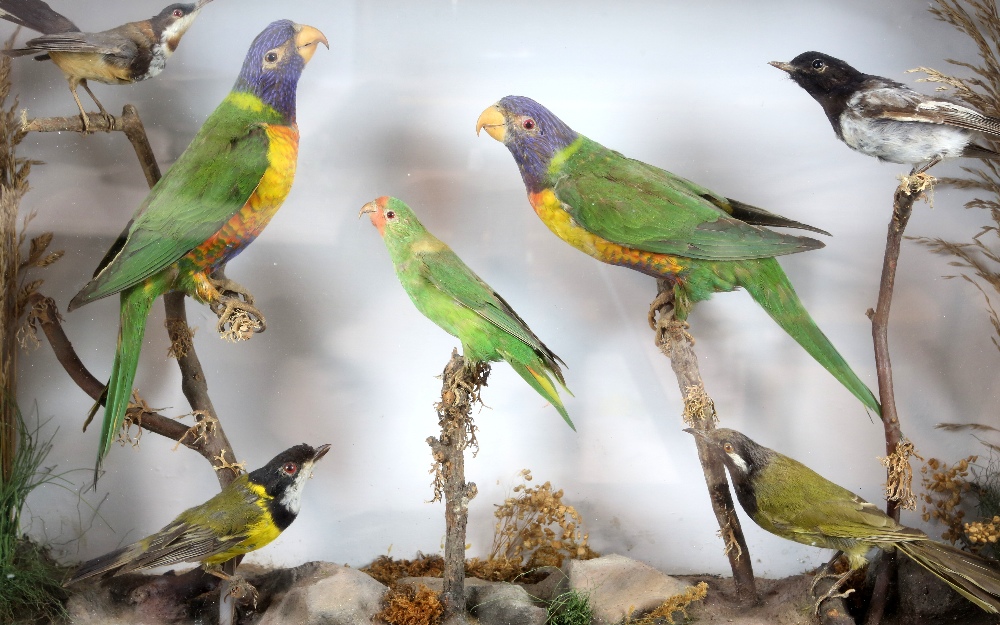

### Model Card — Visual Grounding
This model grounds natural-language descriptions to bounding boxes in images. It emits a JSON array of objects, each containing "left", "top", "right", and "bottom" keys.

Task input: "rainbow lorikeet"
[
  {"left": 361, "top": 196, "right": 573, "bottom": 429},
  {"left": 68, "top": 20, "right": 328, "bottom": 478},
  {"left": 476, "top": 96, "right": 880, "bottom": 416}
]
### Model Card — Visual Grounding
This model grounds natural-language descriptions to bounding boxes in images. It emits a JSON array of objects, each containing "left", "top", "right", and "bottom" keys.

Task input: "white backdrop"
[{"left": 11, "top": 0, "right": 1000, "bottom": 578}]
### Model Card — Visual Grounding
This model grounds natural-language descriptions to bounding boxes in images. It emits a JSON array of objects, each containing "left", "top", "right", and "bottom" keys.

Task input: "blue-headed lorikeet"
[
  {"left": 477, "top": 96, "right": 879, "bottom": 416},
  {"left": 69, "top": 20, "right": 328, "bottom": 478}
]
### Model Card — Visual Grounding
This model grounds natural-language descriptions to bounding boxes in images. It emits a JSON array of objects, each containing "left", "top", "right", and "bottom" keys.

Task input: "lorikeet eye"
[
  {"left": 811, "top": 59, "right": 825, "bottom": 70},
  {"left": 283, "top": 462, "right": 298, "bottom": 475},
  {"left": 265, "top": 52, "right": 279, "bottom": 63},
  {"left": 386, "top": 210, "right": 396, "bottom": 220},
  {"left": 522, "top": 118, "right": 536, "bottom": 130},
  {"left": 723, "top": 443, "right": 734, "bottom": 453},
  {"left": 172, "top": 8, "right": 184, "bottom": 17}
]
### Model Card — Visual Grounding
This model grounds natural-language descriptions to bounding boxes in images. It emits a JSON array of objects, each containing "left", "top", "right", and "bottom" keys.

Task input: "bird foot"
[
  {"left": 211, "top": 295, "right": 266, "bottom": 341},
  {"left": 810, "top": 569, "right": 855, "bottom": 616},
  {"left": 209, "top": 275, "right": 256, "bottom": 307},
  {"left": 647, "top": 289, "right": 673, "bottom": 330},
  {"left": 226, "top": 575, "right": 259, "bottom": 607},
  {"left": 205, "top": 567, "right": 258, "bottom": 608}
]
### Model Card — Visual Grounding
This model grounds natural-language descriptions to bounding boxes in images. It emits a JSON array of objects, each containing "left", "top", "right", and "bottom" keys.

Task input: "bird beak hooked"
[
  {"left": 476, "top": 104, "right": 506, "bottom": 142},
  {"left": 294, "top": 24, "right": 329, "bottom": 64},
  {"left": 768, "top": 61, "right": 794, "bottom": 74},
  {"left": 359, "top": 201, "right": 379, "bottom": 219}
]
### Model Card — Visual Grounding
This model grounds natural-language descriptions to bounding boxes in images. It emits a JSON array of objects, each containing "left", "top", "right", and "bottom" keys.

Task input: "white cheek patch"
[
  {"left": 279, "top": 462, "right": 314, "bottom": 516},
  {"left": 727, "top": 452, "right": 749, "bottom": 474}
]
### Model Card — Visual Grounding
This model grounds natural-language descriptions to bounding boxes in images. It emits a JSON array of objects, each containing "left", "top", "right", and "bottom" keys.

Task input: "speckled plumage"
[
  {"left": 478, "top": 96, "right": 879, "bottom": 416},
  {"left": 69, "top": 20, "right": 326, "bottom": 478}
]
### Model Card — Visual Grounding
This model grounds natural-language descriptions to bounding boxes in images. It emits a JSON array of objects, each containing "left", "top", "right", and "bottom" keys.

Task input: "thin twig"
[
  {"left": 651, "top": 280, "right": 757, "bottom": 605},
  {"left": 863, "top": 176, "right": 924, "bottom": 625},
  {"left": 22, "top": 106, "right": 161, "bottom": 188}
]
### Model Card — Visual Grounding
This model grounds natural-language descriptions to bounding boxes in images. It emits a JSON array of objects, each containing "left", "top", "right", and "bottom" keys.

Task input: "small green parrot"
[
  {"left": 477, "top": 96, "right": 880, "bottom": 416},
  {"left": 68, "top": 21, "right": 328, "bottom": 479},
  {"left": 361, "top": 196, "right": 573, "bottom": 429}
]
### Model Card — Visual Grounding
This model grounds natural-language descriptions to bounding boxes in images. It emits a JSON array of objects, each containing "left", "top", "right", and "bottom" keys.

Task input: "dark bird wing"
[
  {"left": 20, "top": 31, "right": 135, "bottom": 56},
  {"left": 114, "top": 522, "right": 245, "bottom": 574},
  {"left": 709, "top": 197, "right": 830, "bottom": 236},
  {"left": 856, "top": 84, "right": 1000, "bottom": 137},
  {"left": 0, "top": 0, "right": 78, "bottom": 33}
]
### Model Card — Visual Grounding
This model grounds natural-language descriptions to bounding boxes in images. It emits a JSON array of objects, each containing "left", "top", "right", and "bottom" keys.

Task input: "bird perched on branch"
[
  {"left": 64, "top": 443, "right": 330, "bottom": 586},
  {"left": 0, "top": 0, "right": 215, "bottom": 132},
  {"left": 361, "top": 196, "right": 574, "bottom": 428},
  {"left": 688, "top": 427, "right": 1000, "bottom": 613},
  {"left": 69, "top": 20, "right": 328, "bottom": 480},
  {"left": 771, "top": 51, "right": 1000, "bottom": 174},
  {"left": 477, "top": 96, "right": 880, "bottom": 416}
]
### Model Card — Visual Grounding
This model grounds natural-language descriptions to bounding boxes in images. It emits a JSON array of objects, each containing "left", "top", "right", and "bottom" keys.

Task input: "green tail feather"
[
  {"left": 96, "top": 287, "right": 155, "bottom": 481},
  {"left": 736, "top": 258, "right": 881, "bottom": 416},
  {"left": 506, "top": 358, "right": 575, "bottom": 431},
  {"left": 897, "top": 540, "right": 1000, "bottom": 613}
]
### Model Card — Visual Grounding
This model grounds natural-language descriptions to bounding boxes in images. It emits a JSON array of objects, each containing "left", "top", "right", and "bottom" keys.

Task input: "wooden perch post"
[
  {"left": 427, "top": 349, "right": 486, "bottom": 624},
  {"left": 650, "top": 280, "right": 758, "bottom": 604},
  {"left": 863, "top": 174, "right": 926, "bottom": 625}
]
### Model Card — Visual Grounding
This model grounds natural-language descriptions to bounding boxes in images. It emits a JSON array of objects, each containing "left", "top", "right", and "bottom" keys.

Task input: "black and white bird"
[{"left": 771, "top": 51, "right": 1000, "bottom": 174}]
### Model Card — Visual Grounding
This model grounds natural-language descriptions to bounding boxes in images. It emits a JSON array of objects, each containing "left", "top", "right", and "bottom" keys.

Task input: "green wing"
[
  {"left": 419, "top": 247, "right": 565, "bottom": 371},
  {"left": 552, "top": 137, "right": 823, "bottom": 261},
  {"left": 71, "top": 98, "right": 275, "bottom": 307}
]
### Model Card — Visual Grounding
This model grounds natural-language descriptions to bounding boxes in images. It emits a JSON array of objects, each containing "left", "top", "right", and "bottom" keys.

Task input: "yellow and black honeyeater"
[
  {"left": 65, "top": 443, "right": 330, "bottom": 585},
  {"left": 687, "top": 427, "right": 1000, "bottom": 613}
]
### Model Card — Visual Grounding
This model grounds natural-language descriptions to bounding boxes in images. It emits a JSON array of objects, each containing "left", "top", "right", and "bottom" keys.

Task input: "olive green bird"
[
  {"left": 361, "top": 196, "right": 573, "bottom": 428},
  {"left": 688, "top": 427, "right": 1000, "bottom": 612},
  {"left": 64, "top": 443, "right": 330, "bottom": 585},
  {"left": 67, "top": 20, "right": 328, "bottom": 480},
  {"left": 477, "top": 96, "right": 880, "bottom": 417}
]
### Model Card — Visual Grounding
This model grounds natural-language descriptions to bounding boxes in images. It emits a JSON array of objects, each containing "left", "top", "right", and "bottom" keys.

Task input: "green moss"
[{"left": 546, "top": 589, "right": 593, "bottom": 625}]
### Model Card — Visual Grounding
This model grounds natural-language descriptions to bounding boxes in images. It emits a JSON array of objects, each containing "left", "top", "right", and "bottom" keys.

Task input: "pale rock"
[
  {"left": 563, "top": 554, "right": 693, "bottom": 624},
  {"left": 257, "top": 563, "right": 387, "bottom": 625}
]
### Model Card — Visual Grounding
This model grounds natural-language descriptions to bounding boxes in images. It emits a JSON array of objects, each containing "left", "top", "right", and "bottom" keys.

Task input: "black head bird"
[
  {"left": 772, "top": 51, "right": 1000, "bottom": 174},
  {"left": 0, "top": 0, "right": 214, "bottom": 132},
  {"left": 687, "top": 427, "right": 1000, "bottom": 614}
]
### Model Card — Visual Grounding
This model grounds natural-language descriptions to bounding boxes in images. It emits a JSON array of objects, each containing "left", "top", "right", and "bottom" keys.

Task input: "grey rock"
[
  {"left": 398, "top": 576, "right": 546, "bottom": 625},
  {"left": 257, "top": 564, "right": 387, "bottom": 625},
  {"left": 466, "top": 580, "right": 546, "bottom": 625},
  {"left": 563, "top": 554, "right": 693, "bottom": 625}
]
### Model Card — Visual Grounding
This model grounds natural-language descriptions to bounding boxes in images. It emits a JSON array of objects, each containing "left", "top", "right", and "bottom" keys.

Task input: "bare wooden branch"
[
  {"left": 863, "top": 175, "right": 925, "bottom": 625},
  {"left": 22, "top": 106, "right": 161, "bottom": 188},
  {"left": 26, "top": 292, "right": 197, "bottom": 444},
  {"left": 164, "top": 292, "right": 238, "bottom": 490},
  {"left": 651, "top": 280, "right": 757, "bottom": 605},
  {"left": 427, "top": 349, "right": 484, "bottom": 624},
  {"left": 812, "top": 574, "right": 857, "bottom": 625}
]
